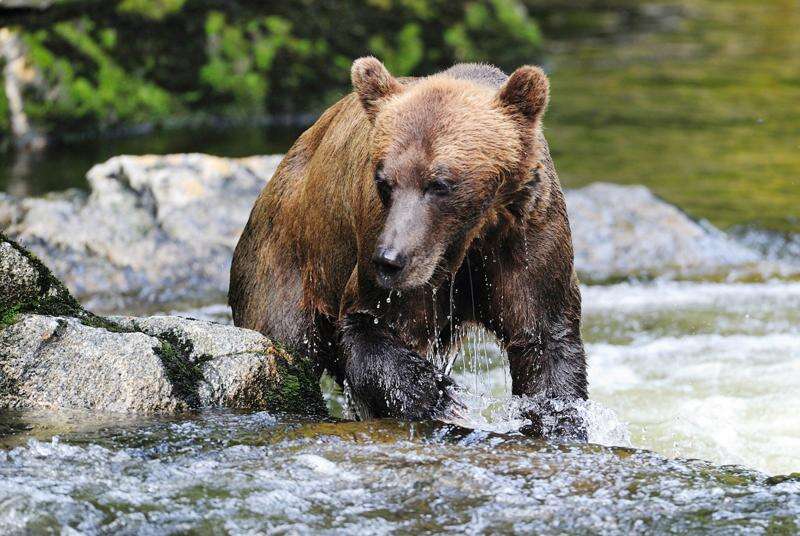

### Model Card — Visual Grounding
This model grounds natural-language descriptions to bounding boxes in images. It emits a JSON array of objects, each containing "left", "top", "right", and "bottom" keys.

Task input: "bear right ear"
[
  {"left": 495, "top": 65, "right": 550, "bottom": 125},
  {"left": 351, "top": 57, "right": 403, "bottom": 122}
]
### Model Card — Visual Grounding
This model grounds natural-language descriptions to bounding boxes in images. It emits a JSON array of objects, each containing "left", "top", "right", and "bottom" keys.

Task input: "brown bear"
[{"left": 230, "top": 57, "right": 587, "bottom": 438}]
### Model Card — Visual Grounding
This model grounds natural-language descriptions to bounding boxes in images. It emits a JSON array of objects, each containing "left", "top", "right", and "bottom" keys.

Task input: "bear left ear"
[
  {"left": 495, "top": 66, "right": 550, "bottom": 124},
  {"left": 351, "top": 56, "right": 403, "bottom": 122}
]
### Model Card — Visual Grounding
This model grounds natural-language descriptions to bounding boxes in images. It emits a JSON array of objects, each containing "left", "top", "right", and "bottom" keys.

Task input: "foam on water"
[
  {"left": 588, "top": 332, "right": 800, "bottom": 474},
  {"left": 443, "top": 384, "right": 632, "bottom": 448},
  {"left": 439, "top": 281, "right": 800, "bottom": 475},
  {"left": 582, "top": 280, "right": 800, "bottom": 313}
]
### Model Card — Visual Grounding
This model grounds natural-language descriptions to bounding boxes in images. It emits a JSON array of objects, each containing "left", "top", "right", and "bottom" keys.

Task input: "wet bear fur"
[{"left": 230, "top": 57, "right": 588, "bottom": 438}]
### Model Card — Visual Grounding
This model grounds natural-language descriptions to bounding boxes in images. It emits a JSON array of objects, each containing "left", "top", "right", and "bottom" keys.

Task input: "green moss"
[
  {"left": 765, "top": 472, "right": 800, "bottom": 486},
  {"left": 269, "top": 354, "right": 327, "bottom": 418},
  {"left": 0, "top": 232, "right": 84, "bottom": 319},
  {"left": 153, "top": 338, "right": 205, "bottom": 407},
  {"left": 0, "top": 233, "right": 130, "bottom": 333},
  {"left": 0, "top": 304, "right": 22, "bottom": 329},
  {"left": 766, "top": 517, "right": 799, "bottom": 536}
]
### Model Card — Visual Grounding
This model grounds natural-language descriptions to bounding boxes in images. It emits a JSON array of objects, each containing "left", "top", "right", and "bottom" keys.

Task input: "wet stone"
[{"left": 0, "top": 315, "right": 185, "bottom": 413}]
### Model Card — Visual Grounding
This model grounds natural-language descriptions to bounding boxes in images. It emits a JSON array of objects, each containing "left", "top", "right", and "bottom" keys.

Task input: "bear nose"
[{"left": 373, "top": 247, "right": 408, "bottom": 278}]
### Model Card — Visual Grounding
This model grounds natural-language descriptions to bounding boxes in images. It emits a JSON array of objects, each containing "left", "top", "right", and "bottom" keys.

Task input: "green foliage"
[
  {"left": 368, "top": 22, "right": 424, "bottom": 76},
  {"left": 1, "top": 0, "right": 543, "bottom": 138},
  {"left": 445, "top": 0, "right": 541, "bottom": 67},
  {"left": 200, "top": 12, "right": 315, "bottom": 112},
  {"left": 19, "top": 18, "right": 178, "bottom": 133},
  {"left": 117, "top": 0, "right": 186, "bottom": 20}
]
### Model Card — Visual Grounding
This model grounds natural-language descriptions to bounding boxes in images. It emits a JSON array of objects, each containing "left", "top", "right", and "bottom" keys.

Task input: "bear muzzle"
[{"left": 373, "top": 246, "right": 409, "bottom": 288}]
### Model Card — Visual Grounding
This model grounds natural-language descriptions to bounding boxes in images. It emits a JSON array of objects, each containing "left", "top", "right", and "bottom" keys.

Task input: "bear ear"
[
  {"left": 495, "top": 66, "right": 550, "bottom": 124},
  {"left": 351, "top": 56, "right": 403, "bottom": 121}
]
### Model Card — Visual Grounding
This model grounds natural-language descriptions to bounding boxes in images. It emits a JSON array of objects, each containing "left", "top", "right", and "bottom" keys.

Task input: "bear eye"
[
  {"left": 374, "top": 166, "right": 391, "bottom": 206},
  {"left": 425, "top": 178, "right": 452, "bottom": 197}
]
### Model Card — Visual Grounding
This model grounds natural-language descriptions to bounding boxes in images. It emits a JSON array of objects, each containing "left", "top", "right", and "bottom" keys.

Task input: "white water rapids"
[{"left": 443, "top": 281, "right": 800, "bottom": 475}]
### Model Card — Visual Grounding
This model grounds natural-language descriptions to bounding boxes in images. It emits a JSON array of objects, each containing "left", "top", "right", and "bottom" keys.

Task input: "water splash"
[{"left": 444, "top": 386, "right": 631, "bottom": 447}]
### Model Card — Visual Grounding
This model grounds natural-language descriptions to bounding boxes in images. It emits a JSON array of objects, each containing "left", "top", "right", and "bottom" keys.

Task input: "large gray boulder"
[
  {"left": 0, "top": 233, "right": 325, "bottom": 415},
  {"left": 110, "top": 315, "right": 324, "bottom": 411},
  {"left": 1, "top": 315, "right": 185, "bottom": 412},
  {"left": 2, "top": 154, "right": 282, "bottom": 312},
  {"left": 566, "top": 183, "right": 762, "bottom": 281},
  {"left": 0, "top": 313, "right": 325, "bottom": 414}
]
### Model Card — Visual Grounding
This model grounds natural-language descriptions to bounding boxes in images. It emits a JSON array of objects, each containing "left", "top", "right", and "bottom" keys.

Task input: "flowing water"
[{"left": 0, "top": 410, "right": 798, "bottom": 534}]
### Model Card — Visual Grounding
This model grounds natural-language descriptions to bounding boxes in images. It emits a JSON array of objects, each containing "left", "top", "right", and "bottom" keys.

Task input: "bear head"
[{"left": 352, "top": 56, "right": 549, "bottom": 290}]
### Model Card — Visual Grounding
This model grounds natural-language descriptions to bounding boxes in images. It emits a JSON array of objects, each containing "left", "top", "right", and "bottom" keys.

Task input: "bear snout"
[{"left": 373, "top": 246, "right": 408, "bottom": 288}]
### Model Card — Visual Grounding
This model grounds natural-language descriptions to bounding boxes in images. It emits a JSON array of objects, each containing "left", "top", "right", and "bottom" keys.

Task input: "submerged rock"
[
  {"left": 0, "top": 234, "right": 324, "bottom": 415},
  {"left": 1, "top": 154, "right": 784, "bottom": 310}
]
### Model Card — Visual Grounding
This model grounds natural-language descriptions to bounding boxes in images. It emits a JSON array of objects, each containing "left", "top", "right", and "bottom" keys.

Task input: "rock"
[
  {"left": 0, "top": 312, "right": 325, "bottom": 415},
  {"left": 566, "top": 183, "right": 762, "bottom": 281},
  {"left": 0, "top": 232, "right": 86, "bottom": 324},
  {"left": 0, "top": 315, "right": 185, "bottom": 412},
  {"left": 0, "top": 234, "right": 325, "bottom": 415},
  {"left": 0, "top": 240, "right": 40, "bottom": 308},
  {"left": 2, "top": 155, "right": 786, "bottom": 311},
  {"left": 110, "top": 315, "right": 326, "bottom": 414},
  {"left": 3, "top": 154, "right": 282, "bottom": 312},
  {"left": 109, "top": 314, "right": 269, "bottom": 363},
  {"left": 0, "top": 193, "right": 21, "bottom": 228}
]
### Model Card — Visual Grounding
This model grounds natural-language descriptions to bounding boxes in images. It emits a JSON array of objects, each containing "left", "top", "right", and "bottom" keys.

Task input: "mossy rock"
[
  {"left": 1, "top": 234, "right": 326, "bottom": 416},
  {"left": 0, "top": 232, "right": 120, "bottom": 330}
]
